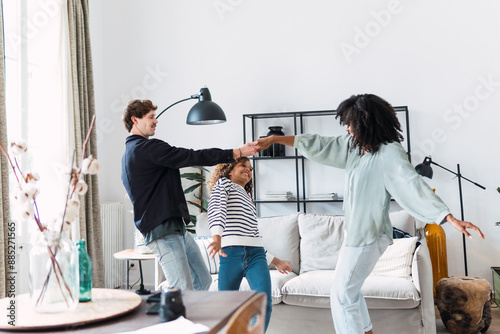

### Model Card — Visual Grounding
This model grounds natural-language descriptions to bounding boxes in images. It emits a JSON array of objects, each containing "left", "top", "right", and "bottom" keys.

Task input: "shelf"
[
  {"left": 243, "top": 107, "right": 407, "bottom": 120},
  {"left": 243, "top": 110, "right": 337, "bottom": 119},
  {"left": 244, "top": 107, "right": 410, "bottom": 216},
  {"left": 256, "top": 198, "right": 344, "bottom": 204},
  {"left": 252, "top": 155, "right": 304, "bottom": 160}
]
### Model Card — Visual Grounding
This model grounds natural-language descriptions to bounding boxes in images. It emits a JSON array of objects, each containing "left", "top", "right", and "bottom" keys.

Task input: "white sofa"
[{"left": 192, "top": 210, "right": 436, "bottom": 334}]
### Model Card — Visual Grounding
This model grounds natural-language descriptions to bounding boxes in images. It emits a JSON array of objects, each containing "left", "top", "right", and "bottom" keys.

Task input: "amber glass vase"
[{"left": 425, "top": 223, "right": 448, "bottom": 298}]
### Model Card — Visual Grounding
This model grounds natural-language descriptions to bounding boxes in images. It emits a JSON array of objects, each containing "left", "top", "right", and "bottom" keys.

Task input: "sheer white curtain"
[{"left": 3, "top": 0, "right": 72, "bottom": 294}]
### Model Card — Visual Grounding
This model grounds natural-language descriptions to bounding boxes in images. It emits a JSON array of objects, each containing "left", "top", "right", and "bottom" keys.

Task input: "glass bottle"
[
  {"left": 29, "top": 231, "right": 79, "bottom": 312},
  {"left": 267, "top": 126, "right": 285, "bottom": 157},
  {"left": 76, "top": 239, "right": 92, "bottom": 302}
]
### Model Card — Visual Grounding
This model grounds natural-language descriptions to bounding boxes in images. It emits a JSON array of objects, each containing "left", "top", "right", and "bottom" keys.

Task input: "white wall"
[{"left": 89, "top": 0, "right": 500, "bottom": 288}]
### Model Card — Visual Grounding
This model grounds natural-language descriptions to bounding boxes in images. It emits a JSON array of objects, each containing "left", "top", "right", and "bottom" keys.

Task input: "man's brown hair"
[{"left": 122, "top": 100, "right": 158, "bottom": 132}]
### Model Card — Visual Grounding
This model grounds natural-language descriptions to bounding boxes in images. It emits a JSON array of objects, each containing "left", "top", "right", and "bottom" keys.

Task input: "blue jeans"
[
  {"left": 147, "top": 231, "right": 212, "bottom": 291},
  {"left": 330, "top": 234, "right": 391, "bottom": 334},
  {"left": 218, "top": 246, "right": 272, "bottom": 331}
]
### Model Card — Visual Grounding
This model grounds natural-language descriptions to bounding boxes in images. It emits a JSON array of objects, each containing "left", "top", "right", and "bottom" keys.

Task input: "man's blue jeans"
[
  {"left": 147, "top": 231, "right": 212, "bottom": 291},
  {"left": 218, "top": 246, "right": 272, "bottom": 331}
]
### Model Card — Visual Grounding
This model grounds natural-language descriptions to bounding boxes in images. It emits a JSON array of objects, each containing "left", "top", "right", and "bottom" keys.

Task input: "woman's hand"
[
  {"left": 271, "top": 257, "right": 292, "bottom": 274},
  {"left": 207, "top": 235, "right": 227, "bottom": 259},
  {"left": 256, "top": 135, "right": 295, "bottom": 153},
  {"left": 445, "top": 214, "right": 485, "bottom": 239},
  {"left": 256, "top": 136, "right": 274, "bottom": 153}
]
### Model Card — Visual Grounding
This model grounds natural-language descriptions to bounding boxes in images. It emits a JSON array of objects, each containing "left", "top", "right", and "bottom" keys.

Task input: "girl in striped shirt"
[{"left": 207, "top": 157, "right": 292, "bottom": 331}]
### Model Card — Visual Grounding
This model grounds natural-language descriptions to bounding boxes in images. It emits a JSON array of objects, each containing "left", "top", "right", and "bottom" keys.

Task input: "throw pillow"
[
  {"left": 297, "top": 213, "right": 345, "bottom": 274},
  {"left": 258, "top": 214, "right": 300, "bottom": 274},
  {"left": 371, "top": 236, "right": 418, "bottom": 280},
  {"left": 193, "top": 236, "right": 220, "bottom": 274},
  {"left": 389, "top": 210, "right": 416, "bottom": 236}
]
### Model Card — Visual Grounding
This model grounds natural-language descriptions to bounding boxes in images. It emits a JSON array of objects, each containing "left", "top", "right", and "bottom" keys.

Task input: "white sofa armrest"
[{"left": 411, "top": 235, "right": 437, "bottom": 334}]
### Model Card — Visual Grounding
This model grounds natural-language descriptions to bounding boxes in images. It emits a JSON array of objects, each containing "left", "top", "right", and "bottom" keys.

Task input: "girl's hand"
[
  {"left": 271, "top": 257, "right": 292, "bottom": 274},
  {"left": 207, "top": 235, "right": 227, "bottom": 259}
]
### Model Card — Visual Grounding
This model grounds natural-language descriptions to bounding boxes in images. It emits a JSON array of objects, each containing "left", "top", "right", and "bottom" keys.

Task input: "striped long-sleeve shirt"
[{"left": 208, "top": 177, "right": 264, "bottom": 248}]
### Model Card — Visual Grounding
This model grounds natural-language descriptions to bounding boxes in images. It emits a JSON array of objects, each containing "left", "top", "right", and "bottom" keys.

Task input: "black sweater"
[{"left": 121, "top": 135, "right": 234, "bottom": 234}]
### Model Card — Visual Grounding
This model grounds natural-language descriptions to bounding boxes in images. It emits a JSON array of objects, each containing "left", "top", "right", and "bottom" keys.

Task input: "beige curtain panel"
[{"left": 68, "top": 0, "right": 105, "bottom": 288}]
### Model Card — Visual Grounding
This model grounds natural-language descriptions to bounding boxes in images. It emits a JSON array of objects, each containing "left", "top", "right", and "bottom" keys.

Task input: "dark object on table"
[
  {"left": 147, "top": 292, "right": 161, "bottom": 303},
  {"left": 159, "top": 288, "right": 186, "bottom": 322},
  {"left": 146, "top": 302, "right": 160, "bottom": 315}
]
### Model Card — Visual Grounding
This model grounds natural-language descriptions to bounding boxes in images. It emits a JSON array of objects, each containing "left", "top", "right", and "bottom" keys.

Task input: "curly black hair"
[
  {"left": 335, "top": 94, "right": 404, "bottom": 154},
  {"left": 207, "top": 157, "right": 253, "bottom": 197}
]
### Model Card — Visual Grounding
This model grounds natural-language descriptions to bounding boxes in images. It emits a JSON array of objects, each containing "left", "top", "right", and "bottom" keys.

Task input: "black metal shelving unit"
[{"left": 243, "top": 107, "right": 410, "bottom": 215}]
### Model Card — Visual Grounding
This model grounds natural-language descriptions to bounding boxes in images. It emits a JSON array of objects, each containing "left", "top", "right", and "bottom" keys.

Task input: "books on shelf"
[
  {"left": 264, "top": 191, "right": 295, "bottom": 201},
  {"left": 307, "top": 193, "right": 338, "bottom": 200}
]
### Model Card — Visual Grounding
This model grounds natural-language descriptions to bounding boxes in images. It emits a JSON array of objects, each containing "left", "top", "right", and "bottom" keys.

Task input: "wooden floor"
[{"left": 436, "top": 304, "right": 500, "bottom": 333}]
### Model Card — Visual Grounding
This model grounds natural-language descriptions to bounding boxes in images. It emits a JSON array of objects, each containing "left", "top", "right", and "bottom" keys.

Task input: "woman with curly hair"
[
  {"left": 256, "top": 94, "right": 484, "bottom": 334},
  {"left": 207, "top": 157, "right": 292, "bottom": 331}
]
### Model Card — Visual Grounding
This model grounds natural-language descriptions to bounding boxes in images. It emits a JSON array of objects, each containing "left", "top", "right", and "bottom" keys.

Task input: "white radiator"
[{"left": 100, "top": 202, "right": 124, "bottom": 289}]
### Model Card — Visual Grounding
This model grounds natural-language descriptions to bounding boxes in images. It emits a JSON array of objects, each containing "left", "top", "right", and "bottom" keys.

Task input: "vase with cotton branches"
[{"left": 1, "top": 116, "right": 100, "bottom": 313}]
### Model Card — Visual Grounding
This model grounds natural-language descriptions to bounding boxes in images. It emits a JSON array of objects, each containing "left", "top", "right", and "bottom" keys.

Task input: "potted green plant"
[{"left": 181, "top": 167, "right": 210, "bottom": 233}]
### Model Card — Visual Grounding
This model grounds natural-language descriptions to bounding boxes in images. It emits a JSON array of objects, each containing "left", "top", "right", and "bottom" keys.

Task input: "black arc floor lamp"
[
  {"left": 156, "top": 87, "right": 227, "bottom": 125},
  {"left": 415, "top": 156, "right": 485, "bottom": 276}
]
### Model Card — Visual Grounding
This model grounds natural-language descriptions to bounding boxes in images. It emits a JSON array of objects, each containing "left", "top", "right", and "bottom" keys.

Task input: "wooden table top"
[
  {"left": 113, "top": 249, "right": 156, "bottom": 261},
  {"left": 0, "top": 289, "right": 141, "bottom": 331},
  {"left": 0, "top": 289, "right": 257, "bottom": 333}
]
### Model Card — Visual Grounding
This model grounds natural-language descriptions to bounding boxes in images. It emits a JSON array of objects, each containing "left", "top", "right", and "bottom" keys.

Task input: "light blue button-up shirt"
[{"left": 294, "top": 133, "right": 450, "bottom": 247}]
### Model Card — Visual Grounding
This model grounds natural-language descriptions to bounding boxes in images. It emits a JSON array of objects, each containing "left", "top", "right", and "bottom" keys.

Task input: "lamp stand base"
[{"left": 136, "top": 287, "right": 151, "bottom": 295}]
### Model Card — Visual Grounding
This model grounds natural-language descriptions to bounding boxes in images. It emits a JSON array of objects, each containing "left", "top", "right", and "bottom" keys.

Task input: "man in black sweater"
[{"left": 121, "top": 99, "right": 257, "bottom": 290}]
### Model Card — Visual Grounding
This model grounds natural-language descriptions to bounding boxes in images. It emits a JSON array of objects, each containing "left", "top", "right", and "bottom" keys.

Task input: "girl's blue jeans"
[{"left": 218, "top": 246, "right": 272, "bottom": 331}]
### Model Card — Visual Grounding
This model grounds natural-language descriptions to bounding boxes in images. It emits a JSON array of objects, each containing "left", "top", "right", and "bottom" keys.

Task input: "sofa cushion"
[
  {"left": 389, "top": 210, "right": 416, "bottom": 235},
  {"left": 362, "top": 275, "right": 421, "bottom": 309},
  {"left": 297, "top": 213, "right": 345, "bottom": 274},
  {"left": 281, "top": 270, "right": 336, "bottom": 308},
  {"left": 209, "top": 271, "right": 297, "bottom": 305},
  {"left": 281, "top": 271, "right": 420, "bottom": 309},
  {"left": 193, "top": 236, "right": 220, "bottom": 274},
  {"left": 371, "top": 236, "right": 418, "bottom": 280},
  {"left": 258, "top": 214, "right": 300, "bottom": 274}
]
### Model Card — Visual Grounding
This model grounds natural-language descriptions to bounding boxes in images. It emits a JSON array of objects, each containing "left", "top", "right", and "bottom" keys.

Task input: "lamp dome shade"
[
  {"left": 186, "top": 87, "right": 226, "bottom": 125},
  {"left": 415, "top": 160, "right": 433, "bottom": 178},
  {"left": 187, "top": 101, "right": 226, "bottom": 125}
]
